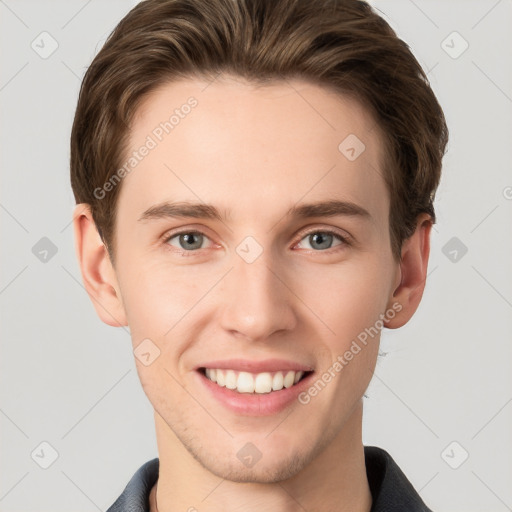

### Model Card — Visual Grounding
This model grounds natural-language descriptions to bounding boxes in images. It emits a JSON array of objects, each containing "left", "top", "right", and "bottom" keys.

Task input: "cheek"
[
  {"left": 118, "top": 258, "right": 211, "bottom": 340},
  {"left": 134, "top": 354, "right": 193, "bottom": 425},
  {"left": 294, "top": 257, "right": 391, "bottom": 342},
  {"left": 298, "top": 262, "right": 388, "bottom": 407}
]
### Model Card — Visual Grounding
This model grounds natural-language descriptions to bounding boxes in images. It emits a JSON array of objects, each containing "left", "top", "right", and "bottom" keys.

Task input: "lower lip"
[{"left": 196, "top": 369, "right": 315, "bottom": 416}]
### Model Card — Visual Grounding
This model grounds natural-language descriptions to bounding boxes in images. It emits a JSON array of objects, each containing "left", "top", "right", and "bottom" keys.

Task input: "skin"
[{"left": 73, "top": 75, "right": 432, "bottom": 512}]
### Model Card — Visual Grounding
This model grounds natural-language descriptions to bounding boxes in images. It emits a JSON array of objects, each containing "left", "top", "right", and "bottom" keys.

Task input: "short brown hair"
[{"left": 70, "top": 0, "right": 448, "bottom": 264}]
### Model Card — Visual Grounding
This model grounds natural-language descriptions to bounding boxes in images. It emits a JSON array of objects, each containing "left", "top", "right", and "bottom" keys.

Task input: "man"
[{"left": 70, "top": 0, "right": 448, "bottom": 510}]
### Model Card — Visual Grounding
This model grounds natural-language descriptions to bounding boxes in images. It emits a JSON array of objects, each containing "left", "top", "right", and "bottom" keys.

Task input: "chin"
[{"left": 199, "top": 450, "right": 312, "bottom": 484}]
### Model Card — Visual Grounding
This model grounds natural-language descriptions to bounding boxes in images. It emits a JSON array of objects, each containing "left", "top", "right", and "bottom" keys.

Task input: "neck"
[{"left": 151, "top": 400, "right": 372, "bottom": 512}]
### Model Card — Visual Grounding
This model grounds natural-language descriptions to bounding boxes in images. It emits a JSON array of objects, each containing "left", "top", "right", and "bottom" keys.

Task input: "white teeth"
[
  {"left": 203, "top": 368, "right": 308, "bottom": 394},
  {"left": 225, "top": 370, "right": 237, "bottom": 389},
  {"left": 237, "top": 371, "right": 255, "bottom": 393},
  {"left": 216, "top": 369, "right": 226, "bottom": 387},
  {"left": 254, "top": 372, "right": 272, "bottom": 393},
  {"left": 283, "top": 371, "right": 295, "bottom": 388},
  {"left": 272, "top": 372, "right": 284, "bottom": 391}
]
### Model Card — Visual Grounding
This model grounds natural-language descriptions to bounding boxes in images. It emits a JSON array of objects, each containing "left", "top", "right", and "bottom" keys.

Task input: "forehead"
[
  {"left": 132, "top": 75, "right": 381, "bottom": 150},
  {"left": 118, "top": 75, "right": 388, "bottom": 225}
]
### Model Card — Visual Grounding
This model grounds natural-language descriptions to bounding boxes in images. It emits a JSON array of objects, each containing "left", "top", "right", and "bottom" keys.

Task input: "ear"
[
  {"left": 384, "top": 213, "right": 432, "bottom": 329},
  {"left": 72, "top": 204, "right": 128, "bottom": 327}
]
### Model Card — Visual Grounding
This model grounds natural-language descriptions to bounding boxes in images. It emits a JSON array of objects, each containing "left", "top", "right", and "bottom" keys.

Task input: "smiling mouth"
[{"left": 198, "top": 367, "right": 313, "bottom": 394}]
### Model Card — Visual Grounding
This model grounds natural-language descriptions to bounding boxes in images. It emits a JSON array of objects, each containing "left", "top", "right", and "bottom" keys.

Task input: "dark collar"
[
  {"left": 107, "top": 446, "right": 433, "bottom": 512},
  {"left": 365, "top": 446, "right": 433, "bottom": 511}
]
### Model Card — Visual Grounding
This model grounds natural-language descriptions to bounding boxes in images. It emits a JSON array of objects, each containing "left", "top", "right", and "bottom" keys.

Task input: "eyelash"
[{"left": 160, "top": 227, "right": 352, "bottom": 256}]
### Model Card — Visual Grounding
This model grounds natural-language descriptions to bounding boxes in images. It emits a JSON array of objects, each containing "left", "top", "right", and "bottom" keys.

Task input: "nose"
[{"left": 218, "top": 248, "right": 297, "bottom": 342}]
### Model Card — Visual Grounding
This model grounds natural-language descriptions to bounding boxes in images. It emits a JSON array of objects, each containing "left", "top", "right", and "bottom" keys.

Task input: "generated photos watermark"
[
  {"left": 93, "top": 96, "right": 198, "bottom": 200},
  {"left": 298, "top": 301, "right": 402, "bottom": 405}
]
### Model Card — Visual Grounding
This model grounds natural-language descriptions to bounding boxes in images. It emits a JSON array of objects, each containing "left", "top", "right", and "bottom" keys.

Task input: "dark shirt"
[{"left": 106, "top": 445, "right": 433, "bottom": 511}]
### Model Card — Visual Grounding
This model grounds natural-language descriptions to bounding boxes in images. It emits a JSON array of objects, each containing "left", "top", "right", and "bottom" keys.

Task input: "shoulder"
[
  {"left": 106, "top": 458, "right": 159, "bottom": 512},
  {"left": 364, "top": 446, "right": 434, "bottom": 512}
]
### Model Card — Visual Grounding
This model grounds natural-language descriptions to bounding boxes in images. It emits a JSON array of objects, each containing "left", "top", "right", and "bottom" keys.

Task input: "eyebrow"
[{"left": 138, "top": 199, "right": 371, "bottom": 223}]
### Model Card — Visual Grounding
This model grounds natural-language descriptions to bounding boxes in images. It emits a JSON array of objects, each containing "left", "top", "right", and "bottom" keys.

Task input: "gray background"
[{"left": 1, "top": 0, "right": 511, "bottom": 511}]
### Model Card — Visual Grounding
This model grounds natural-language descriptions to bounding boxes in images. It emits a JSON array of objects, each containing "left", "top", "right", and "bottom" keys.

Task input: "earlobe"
[
  {"left": 385, "top": 213, "right": 432, "bottom": 329},
  {"left": 72, "top": 204, "right": 128, "bottom": 328}
]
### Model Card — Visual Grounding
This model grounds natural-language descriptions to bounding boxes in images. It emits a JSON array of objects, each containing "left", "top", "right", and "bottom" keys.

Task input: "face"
[{"left": 108, "top": 75, "right": 401, "bottom": 482}]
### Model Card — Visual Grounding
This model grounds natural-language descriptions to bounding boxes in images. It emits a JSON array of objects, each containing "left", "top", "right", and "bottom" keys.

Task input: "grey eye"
[
  {"left": 167, "top": 232, "right": 208, "bottom": 251},
  {"left": 298, "top": 231, "right": 343, "bottom": 251}
]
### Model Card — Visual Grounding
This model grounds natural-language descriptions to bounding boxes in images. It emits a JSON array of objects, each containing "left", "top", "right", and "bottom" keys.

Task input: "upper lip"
[{"left": 195, "top": 358, "right": 314, "bottom": 373}]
